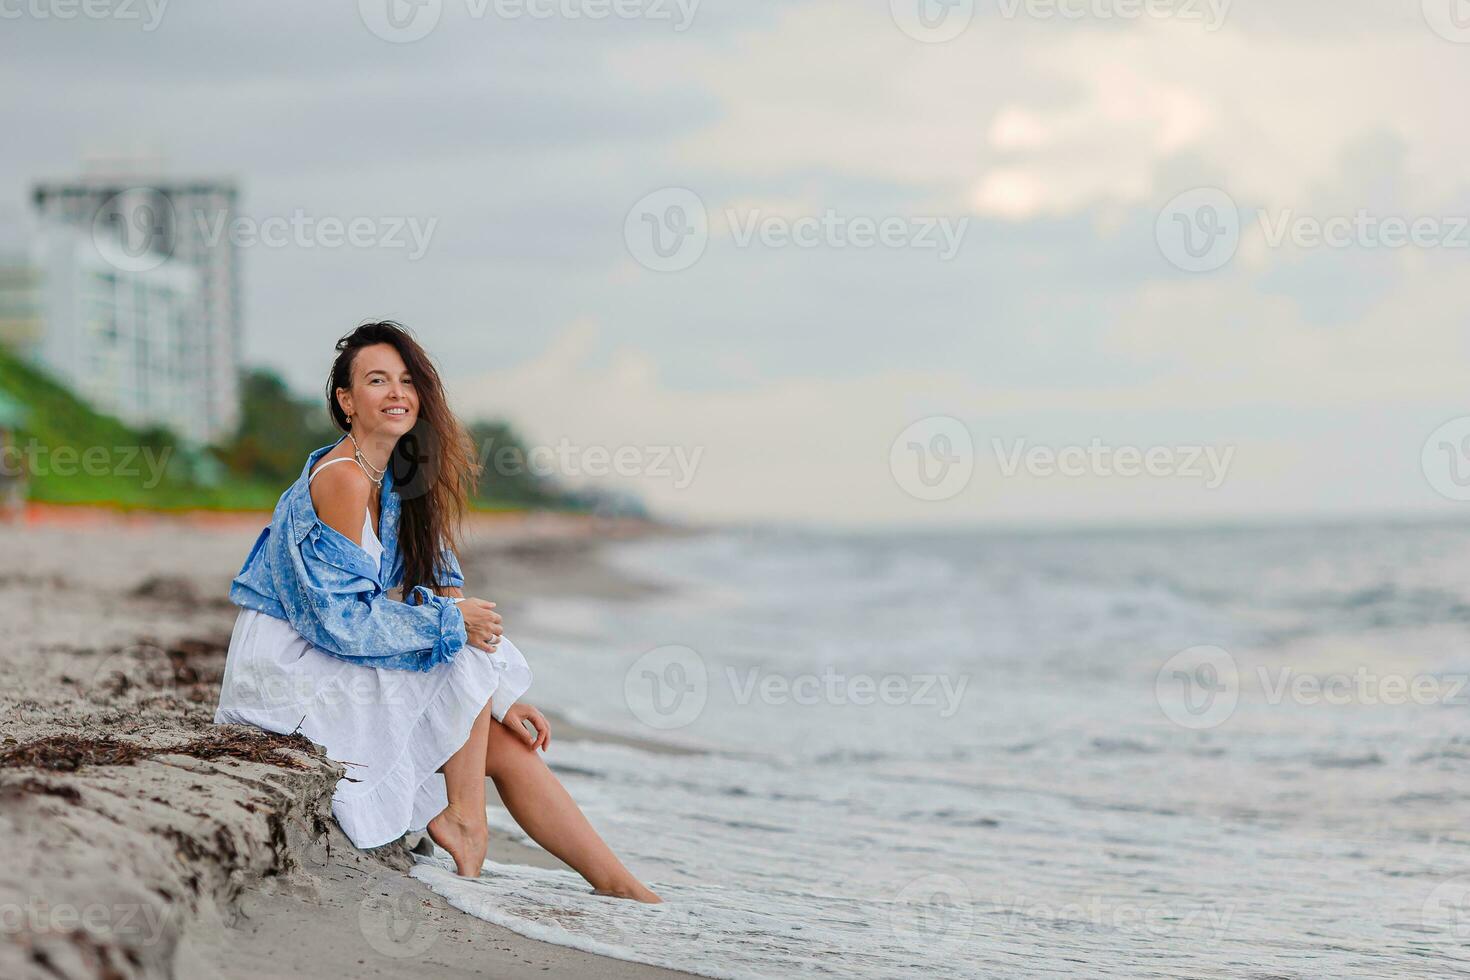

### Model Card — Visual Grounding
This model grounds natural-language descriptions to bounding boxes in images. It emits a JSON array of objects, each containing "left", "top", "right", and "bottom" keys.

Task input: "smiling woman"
[
  {"left": 322, "top": 323, "right": 478, "bottom": 599},
  {"left": 214, "top": 321, "right": 661, "bottom": 902}
]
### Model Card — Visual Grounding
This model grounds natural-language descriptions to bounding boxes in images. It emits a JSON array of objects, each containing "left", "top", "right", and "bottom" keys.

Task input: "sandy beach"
[{"left": 0, "top": 509, "right": 703, "bottom": 980}]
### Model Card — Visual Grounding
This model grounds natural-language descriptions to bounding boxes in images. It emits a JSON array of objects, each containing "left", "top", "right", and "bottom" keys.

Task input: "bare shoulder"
[{"left": 309, "top": 455, "right": 371, "bottom": 544}]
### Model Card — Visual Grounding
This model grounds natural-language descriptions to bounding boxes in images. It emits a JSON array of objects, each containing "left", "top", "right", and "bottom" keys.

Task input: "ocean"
[{"left": 411, "top": 520, "right": 1470, "bottom": 978}]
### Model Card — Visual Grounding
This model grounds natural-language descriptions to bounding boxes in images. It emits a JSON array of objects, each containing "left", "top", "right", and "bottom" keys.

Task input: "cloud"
[
  {"left": 451, "top": 278, "right": 1467, "bottom": 525},
  {"left": 621, "top": 5, "right": 1470, "bottom": 220},
  {"left": 5, "top": 1, "right": 1467, "bottom": 525}
]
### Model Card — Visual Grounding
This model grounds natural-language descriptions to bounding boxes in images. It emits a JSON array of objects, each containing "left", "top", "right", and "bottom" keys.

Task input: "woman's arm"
[
  {"left": 285, "top": 544, "right": 467, "bottom": 670},
  {"left": 426, "top": 544, "right": 528, "bottom": 724},
  {"left": 311, "top": 460, "right": 372, "bottom": 545},
  {"left": 282, "top": 462, "right": 467, "bottom": 670},
  {"left": 434, "top": 579, "right": 504, "bottom": 651},
  {"left": 431, "top": 545, "right": 504, "bottom": 648},
  {"left": 435, "top": 541, "right": 467, "bottom": 593},
  {"left": 313, "top": 462, "right": 463, "bottom": 603}
]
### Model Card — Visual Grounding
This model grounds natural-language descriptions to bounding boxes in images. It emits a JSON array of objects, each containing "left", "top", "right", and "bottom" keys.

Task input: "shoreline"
[
  {"left": 0, "top": 512, "right": 705, "bottom": 980},
  {"left": 13, "top": 498, "right": 710, "bottom": 533}
]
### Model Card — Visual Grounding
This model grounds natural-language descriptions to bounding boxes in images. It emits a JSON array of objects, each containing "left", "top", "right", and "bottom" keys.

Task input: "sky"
[{"left": 2, "top": 0, "right": 1468, "bottom": 528}]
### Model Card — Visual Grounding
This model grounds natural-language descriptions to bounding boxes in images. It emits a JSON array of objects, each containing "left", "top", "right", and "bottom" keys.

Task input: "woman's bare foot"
[
  {"left": 427, "top": 804, "right": 489, "bottom": 877},
  {"left": 592, "top": 880, "right": 663, "bottom": 903}
]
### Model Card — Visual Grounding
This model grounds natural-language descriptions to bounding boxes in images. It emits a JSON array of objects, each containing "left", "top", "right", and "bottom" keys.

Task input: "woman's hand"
[
  {"left": 457, "top": 597, "right": 503, "bottom": 652},
  {"left": 501, "top": 702, "right": 550, "bottom": 752}
]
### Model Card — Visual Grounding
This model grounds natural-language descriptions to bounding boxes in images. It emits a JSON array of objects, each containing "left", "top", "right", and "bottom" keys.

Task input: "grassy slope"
[
  {"left": 0, "top": 348, "right": 541, "bottom": 513},
  {"left": 0, "top": 345, "right": 282, "bottom": 510}
]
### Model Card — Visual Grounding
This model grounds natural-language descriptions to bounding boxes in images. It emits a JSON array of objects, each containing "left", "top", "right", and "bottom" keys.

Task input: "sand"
[{"left": 0, "top": 509, "right": 704, "bottom": 980}]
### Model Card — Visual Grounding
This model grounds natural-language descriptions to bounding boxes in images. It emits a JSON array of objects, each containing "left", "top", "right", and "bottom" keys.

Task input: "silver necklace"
[{"left": 347, "top": 431, "right": 385, "bottom": 488}]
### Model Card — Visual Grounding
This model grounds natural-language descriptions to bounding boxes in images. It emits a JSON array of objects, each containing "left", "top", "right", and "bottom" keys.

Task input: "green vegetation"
[
  {"left": 467, "top": 419, "right": 567, "bottom": 508},
  {"left": 0, "top": 344, "right": 279, "bottom": 509},
  {"left": 0, "top": 348, "right": 625, "bottom": 514},
  {"left": 211, "top": 369, "right": 338, "bottom": 489},
  {"left": 215, "top": 369, "right": 575, "bottom": 511}
]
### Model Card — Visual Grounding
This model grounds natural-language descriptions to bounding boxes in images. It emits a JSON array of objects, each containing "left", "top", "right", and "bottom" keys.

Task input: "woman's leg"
[
  {"left": 427, "top": 701, "right": 494, "bottom": 876},
  {"left": 484, "top": 718, "right": 662, "bottom": 903}
]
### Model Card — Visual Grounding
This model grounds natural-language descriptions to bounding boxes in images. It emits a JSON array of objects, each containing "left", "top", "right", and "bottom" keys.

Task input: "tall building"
[
  {"left": 25, "top": 224, "right": 204, "bottom": 440},
  {"left": 0, "top": 225, "right": 206, "bottom": 441},
  {"left": 28, "top": 174, "right": 243, "bottom": 442},
  {"left": 0, "top": 252, "right": 44, "bottom": 358}
]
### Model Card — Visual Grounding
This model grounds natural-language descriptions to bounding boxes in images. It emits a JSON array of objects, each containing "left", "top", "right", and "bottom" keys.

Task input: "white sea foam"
[{"left": 434, "top": 522, "right": 1470, "bottom": 978}]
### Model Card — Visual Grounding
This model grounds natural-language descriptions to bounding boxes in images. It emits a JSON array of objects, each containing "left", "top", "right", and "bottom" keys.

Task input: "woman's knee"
[{"left": 484, "top": 714, "right": 540, "bottom": 776}]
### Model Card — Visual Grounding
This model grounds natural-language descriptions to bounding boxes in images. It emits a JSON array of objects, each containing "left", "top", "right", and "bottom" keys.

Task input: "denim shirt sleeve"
[
  {"left": 287, "top": 514, "right": 467, "bottom": 672},
  {"left": 229, "top": 444, "right": 469, "bottom": 673},
  {"left": 436, "top": 544, "right": 466, "bottom": 591}
]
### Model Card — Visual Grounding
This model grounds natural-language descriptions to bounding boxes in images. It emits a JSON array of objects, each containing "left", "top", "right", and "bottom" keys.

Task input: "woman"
[{"left": 214, "top": 321, "right": 660, "bottom": 903}]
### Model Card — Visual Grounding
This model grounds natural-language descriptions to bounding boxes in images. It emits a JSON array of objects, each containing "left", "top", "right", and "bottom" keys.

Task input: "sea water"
[{"left": 411, "top": 520, "right": 1470, "bottom": 978}]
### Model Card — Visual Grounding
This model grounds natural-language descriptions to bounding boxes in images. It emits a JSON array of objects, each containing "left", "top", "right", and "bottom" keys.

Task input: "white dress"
[{"left": 214, "top": 490, "right": 532, "bottom": 850}]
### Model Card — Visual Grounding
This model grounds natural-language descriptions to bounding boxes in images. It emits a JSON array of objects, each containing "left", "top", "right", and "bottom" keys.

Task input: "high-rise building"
[
  {"left": 28, "top": 174, "right": 243, "bottom": 442},
  {"left": 0, "top": 225, "right": 206, "bottom": 441},
  {"left": 0, "top": 253, "right": 44, "bottom": 358}
]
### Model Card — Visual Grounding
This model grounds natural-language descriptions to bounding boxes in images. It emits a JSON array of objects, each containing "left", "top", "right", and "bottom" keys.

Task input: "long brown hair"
[{"left": 326, "top": 321, "right": 476, "bottom": 595}]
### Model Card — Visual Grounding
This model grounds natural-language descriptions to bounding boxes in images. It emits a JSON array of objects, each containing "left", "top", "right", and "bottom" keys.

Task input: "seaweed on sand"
[{"left": 0, "top": 730, "right": 321, "bottom": 773}]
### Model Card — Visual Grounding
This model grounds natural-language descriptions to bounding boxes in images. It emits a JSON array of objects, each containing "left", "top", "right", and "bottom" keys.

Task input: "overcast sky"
[{"left": 3, "top": 0, "right": 1469, "bottom": 528}]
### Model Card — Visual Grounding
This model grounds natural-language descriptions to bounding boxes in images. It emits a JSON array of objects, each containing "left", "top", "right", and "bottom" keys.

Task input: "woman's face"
[{"left": 338, "top": 343, "right": 419, "bottom": 440}]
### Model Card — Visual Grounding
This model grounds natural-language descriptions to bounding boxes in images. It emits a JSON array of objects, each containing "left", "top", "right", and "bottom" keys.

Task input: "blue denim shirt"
[{"left": 229, "top": 439, "right": 468, "bottom": 672}]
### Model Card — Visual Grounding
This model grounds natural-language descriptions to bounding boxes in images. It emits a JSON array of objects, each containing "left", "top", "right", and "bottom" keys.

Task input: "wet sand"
[{"left": 0, "top": 509, "right": 703, "bottom": 980}]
